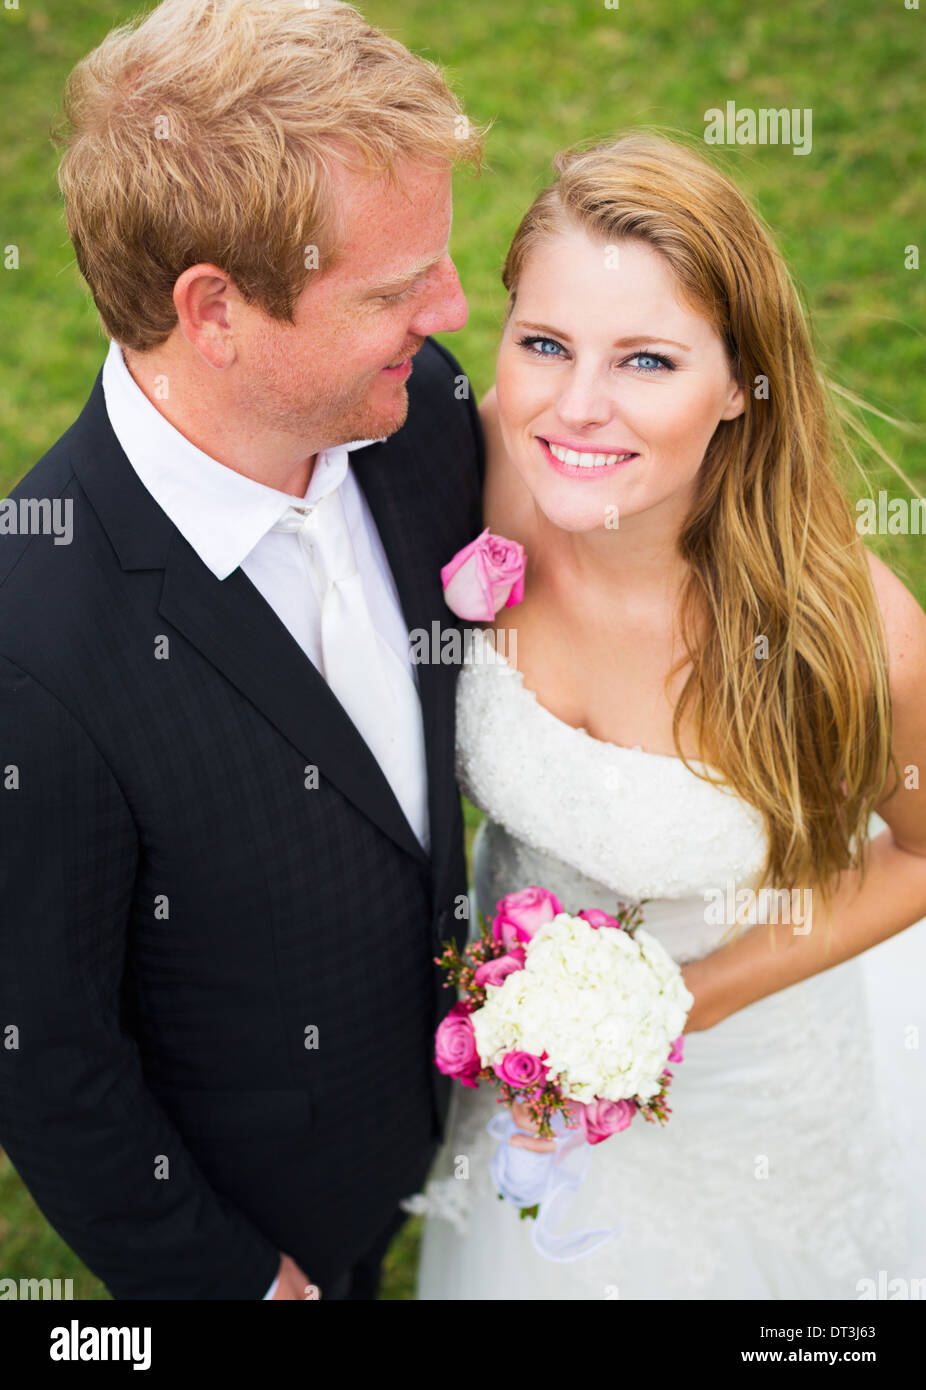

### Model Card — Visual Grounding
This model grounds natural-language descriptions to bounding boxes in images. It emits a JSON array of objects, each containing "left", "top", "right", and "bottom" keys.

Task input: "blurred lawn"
[{"left": 0, "top": 0, "right": 923, "bottom": 1300}]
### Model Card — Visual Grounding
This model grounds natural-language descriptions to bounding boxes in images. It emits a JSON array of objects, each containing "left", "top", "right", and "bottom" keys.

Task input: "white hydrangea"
[{"left": 470, "top": 914, "right": 694, "bottom": 1104}]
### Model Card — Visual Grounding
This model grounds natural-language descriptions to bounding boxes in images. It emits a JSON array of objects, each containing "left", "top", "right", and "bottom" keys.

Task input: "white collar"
[{"left": 101, "top": 338, "right": 383, "bottom": 580}]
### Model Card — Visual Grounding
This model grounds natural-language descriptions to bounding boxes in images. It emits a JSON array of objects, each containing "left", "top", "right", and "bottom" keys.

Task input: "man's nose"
[{"left": 410, "top": 255, "right": 468, "bottom": 336}]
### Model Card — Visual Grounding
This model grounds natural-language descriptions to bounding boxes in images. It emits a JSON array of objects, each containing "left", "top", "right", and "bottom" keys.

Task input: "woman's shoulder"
[
  {"left": 863, "top": 548, "right": 926, "bottom": 683},
  {"left": 478, "top": 385, "right": 536, "bottom": 550},
  {"left": 862, "top": 547, "right": 926, "bottom": 840}
]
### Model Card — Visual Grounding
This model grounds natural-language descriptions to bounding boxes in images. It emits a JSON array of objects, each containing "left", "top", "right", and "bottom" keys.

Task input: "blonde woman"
[{"left": 416, "top": 132, "right": 926, "bottom": 1299}]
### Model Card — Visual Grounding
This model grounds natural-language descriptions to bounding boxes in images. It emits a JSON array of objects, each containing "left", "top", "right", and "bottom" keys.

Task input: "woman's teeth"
[{"left": 546, "top": 441, "right": 636, "bottom": 468}]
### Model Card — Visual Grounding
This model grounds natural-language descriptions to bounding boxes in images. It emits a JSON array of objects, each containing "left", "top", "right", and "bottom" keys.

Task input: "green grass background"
[{"left": 0, "top": 0, "right": 923, "bottom": 1300}]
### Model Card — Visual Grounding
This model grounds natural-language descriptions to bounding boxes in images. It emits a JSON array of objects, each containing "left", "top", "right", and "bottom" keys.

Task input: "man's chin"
[
  {"left": 294, "top": 377, "right": 410, "bottom": 455},
  {"left": 351, "top": 383, "right": 410, "bottom": 443}
]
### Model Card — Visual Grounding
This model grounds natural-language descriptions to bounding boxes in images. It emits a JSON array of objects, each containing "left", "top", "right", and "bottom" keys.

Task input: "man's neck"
[{"left": 121, "top": 343, "right": 318, "bottom": 497}]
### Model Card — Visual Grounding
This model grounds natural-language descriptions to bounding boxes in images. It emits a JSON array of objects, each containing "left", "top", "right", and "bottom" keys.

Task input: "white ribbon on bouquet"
[{"left": 487, "top": 1109, "right": 622, "bottom": 1262}]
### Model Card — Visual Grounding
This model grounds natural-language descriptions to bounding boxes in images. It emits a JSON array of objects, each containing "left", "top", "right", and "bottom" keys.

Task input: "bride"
[{"left": 414, "top": 131, "right": 926, "bottom": 1300}]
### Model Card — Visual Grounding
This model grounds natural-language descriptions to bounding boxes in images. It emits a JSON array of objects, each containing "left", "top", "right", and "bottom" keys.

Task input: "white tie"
[{"left": 272, "top": 488, "right": 430, "bottom": 852}]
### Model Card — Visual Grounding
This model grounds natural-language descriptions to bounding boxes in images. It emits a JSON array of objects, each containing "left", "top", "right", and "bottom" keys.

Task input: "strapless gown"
[{"left": 413, "top": 628, "right": 925, "bottom": 1299}]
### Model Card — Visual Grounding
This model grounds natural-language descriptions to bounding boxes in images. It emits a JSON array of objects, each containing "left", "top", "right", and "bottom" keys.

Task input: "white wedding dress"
[{"left": 413, "top": 627, "right": 926, "bottom": 1300}]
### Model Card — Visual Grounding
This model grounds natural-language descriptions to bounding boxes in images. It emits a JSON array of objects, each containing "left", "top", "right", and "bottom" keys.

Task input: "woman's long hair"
[{"left": 502, "top": 130, "right": 909, "bottom": 909}]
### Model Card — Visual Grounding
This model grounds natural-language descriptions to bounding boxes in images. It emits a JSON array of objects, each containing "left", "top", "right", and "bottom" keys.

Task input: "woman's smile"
[{"left": 536, "top": 435, "right": 640, "bottom": 479}]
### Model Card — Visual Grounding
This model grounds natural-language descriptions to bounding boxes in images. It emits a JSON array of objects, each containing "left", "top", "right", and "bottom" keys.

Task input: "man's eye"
[{"left": 379, "top": 286, "right": 416, "bottom": 306}]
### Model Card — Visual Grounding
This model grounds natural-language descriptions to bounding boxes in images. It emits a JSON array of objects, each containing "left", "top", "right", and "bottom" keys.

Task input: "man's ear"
[{"left": 172, "top": 263, "right": 237, "bottom": 369}]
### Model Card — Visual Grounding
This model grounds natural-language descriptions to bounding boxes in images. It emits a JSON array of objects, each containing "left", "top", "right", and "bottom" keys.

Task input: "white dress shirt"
[{"left": 101, "top": 340, "right": 431, "bottom": 1301}]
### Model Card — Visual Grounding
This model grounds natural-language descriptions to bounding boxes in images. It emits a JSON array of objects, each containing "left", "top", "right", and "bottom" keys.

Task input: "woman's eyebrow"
[{"left": 515, "top": 320, "right": 691, "bottom": 351}]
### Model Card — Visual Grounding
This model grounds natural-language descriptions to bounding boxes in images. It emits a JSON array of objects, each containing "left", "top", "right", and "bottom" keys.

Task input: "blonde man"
[{"left": 0, "top": 0, "right": 484, "bottom": 1300}]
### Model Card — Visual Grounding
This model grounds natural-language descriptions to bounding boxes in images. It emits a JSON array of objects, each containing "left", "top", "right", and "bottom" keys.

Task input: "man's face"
[{"left": 235, "top": 157, "right": 468, "bottom": 452}]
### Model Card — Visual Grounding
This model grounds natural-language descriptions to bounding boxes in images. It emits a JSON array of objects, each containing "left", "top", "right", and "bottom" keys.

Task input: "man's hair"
[{"left": 54, "top": 0, "right": 484, "bottom": 350}]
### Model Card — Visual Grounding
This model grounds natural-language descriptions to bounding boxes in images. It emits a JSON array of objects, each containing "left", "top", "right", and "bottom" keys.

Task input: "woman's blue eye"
[
  {"left": 516, "top": 335, "right": 564, "bottom": 356},
  {"left": 627, "top": 352, "right": 674, "bottom": 373},
  {"left": 515, "top": 337, "right": 675, "bottom": 373}
]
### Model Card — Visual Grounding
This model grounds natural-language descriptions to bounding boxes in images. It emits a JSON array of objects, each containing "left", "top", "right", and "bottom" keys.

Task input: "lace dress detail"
[{"left": 413, "top": 628, "right": 916, "bottom": 1300}]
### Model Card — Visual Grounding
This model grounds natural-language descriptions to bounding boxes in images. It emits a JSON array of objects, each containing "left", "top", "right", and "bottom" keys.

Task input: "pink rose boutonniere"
[{"left": 440, "top": 528, "right": 526, "bottom": 621}]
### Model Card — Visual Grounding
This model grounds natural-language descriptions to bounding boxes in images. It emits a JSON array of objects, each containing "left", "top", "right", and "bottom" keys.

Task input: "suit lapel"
[
  {"left": 72, "top": 373, "right": 437, "bottom": 868},
  {"left": 158, "top": 541, "right": 429, "bottom": 865},
  {"left": 352, "top": 433, "right": 456, "bottom": 900}
]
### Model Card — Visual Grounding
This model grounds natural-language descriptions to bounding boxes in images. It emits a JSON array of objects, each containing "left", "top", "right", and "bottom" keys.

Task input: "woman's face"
[{"left": 494, "top": 228, "right": 745, "bottom": 533}]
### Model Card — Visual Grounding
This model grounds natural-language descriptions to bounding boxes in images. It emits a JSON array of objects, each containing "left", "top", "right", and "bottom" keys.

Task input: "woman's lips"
[{"left": 537, "top": 436, "right": 639, "bottom": 479}]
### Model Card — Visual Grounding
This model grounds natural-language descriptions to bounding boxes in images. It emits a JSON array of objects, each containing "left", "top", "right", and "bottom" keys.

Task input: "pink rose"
[
  {"left": 580, "top": 1098, "right": 636, "bottom": 1145},
  {"left": 668, "top": 1035, "right": 684, "bottom": 1064},
  {"left": 435, "top": 1003, "right": 481, "bottom": 1088},
  {"left": 494, "top": 1050, "right": 549, "bottom": 1089},
  {"left": 577, "top": 908, "right": 621, "bottom": 930},
  {"left": 474, "top": 948, "right": 526, "bottom": 989},
  {"left": 440, "top": 528, "right": 526, "bottom": 621},
  {"left": 491, "top": 886, "right": 564, "bottom": 950}
]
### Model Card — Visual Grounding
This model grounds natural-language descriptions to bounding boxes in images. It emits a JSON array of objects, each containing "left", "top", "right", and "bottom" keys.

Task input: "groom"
[{"left": 0, "top": 0, "right": 483, "bottom": 1299}]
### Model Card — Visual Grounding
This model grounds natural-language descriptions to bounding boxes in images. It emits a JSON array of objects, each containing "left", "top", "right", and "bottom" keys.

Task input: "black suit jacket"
[{"left": 0, "top": 337, "right": 482, "bottom": 1298}]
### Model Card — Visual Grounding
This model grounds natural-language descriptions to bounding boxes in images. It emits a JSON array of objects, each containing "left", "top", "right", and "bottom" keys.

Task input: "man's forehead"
[
  {"left": 328, "top": 158, "right": 453, "bottom": 277},
  {"left": 329, "top": 151, "right": 453, "bottom": 208}
]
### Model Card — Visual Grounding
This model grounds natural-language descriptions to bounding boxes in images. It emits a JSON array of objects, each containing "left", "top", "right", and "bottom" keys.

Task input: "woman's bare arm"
[{"left": 683, "top": 553, "right": 926, "bottom": 1029}]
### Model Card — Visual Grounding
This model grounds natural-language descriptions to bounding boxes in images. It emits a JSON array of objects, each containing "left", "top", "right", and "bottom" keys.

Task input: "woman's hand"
[
  {"left": 508, "top": 1099, "right": 556, "bottom": 1152},
  {"left": 680, "top": 958, "right": 723, "bottom": 1032}
]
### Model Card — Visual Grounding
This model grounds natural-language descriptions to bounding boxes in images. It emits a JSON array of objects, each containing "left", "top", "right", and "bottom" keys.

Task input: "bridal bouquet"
[{"left": 434, "top": 886, "right": 693, "bottom": 1259}]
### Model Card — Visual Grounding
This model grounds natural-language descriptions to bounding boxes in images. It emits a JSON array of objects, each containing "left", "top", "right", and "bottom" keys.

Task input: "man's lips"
[
  {"left": 381, "top": 344, "right": 423, "bottom": 375},
  {"left": 381, "top": 358, "right": 412, "bottom": 378}
]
